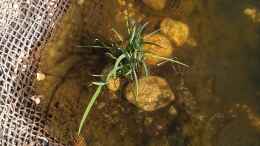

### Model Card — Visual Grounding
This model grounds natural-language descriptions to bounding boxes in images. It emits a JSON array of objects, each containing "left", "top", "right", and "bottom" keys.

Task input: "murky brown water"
[{"left": 36, "top": 0, "right": 260, "bottom": 145}]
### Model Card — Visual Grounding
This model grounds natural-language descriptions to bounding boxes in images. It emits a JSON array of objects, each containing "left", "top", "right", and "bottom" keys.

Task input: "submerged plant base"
[{"left": 77, "top": 21, "right": 188, "bottom": 134}]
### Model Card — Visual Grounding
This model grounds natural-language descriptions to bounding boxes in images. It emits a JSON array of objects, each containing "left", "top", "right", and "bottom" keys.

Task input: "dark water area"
[{"left": 182, "top": 0, "right": 260, "bottom": 145}]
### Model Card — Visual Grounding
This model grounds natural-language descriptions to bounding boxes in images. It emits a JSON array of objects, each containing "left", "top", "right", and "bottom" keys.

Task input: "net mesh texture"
[{"left": 0, "top": 0, "right": 69, "bottom": 145}]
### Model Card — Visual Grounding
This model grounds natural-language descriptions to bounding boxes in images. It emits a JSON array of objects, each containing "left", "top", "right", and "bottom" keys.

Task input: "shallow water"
[
  {"left": 37, "top": 0, "right": 260, "bottom": 145},
  {"left": 183, "top": 0, "right": 260, "bottom": 145}
]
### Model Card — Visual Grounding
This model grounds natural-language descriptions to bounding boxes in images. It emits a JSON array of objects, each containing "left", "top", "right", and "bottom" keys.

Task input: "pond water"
[
  {"left": 182, "top": 0, "right": 260, "bottom": 145},
  {"left": 36, "top": 0, "right": 260, "bottom": 145}
]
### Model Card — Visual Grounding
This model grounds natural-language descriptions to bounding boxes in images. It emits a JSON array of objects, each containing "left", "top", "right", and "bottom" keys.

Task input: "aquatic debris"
[
  {"left": 142, "top": 0, "right": 167, "bottom": 11},
  {"left": 125, "top": 76, "right": 175, "bottom": 111},
  {"left": 160, "top": 18, "right": 190, "bottom": 47},
  {"left": 143, "top": 34, "right": 174, "bottom": 65}
]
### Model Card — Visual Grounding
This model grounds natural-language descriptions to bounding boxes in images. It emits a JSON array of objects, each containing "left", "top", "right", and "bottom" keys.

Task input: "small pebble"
[
  {"left": 97, "top": 102, "right": 106, "bottom": 110},
  {"left": 36, "top": 72, "right": 46, "bottom": 81},
  {"left": 168, "top": 105, "right": 178, "bottom": 116}
]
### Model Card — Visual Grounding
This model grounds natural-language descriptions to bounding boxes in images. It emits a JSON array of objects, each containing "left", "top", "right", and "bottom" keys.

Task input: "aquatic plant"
[{"left": 77, "top": 20, "right": 188, "bottom": 135}]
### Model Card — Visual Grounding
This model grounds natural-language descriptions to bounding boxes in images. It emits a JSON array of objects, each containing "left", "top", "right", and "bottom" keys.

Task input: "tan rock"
[
  {"left": 143, "top": 34, "right": 174, "bottom": 65},
  {"left": 244, "top": 8, "right": 260, "bottom": 23},
  {"left": 143, "top": 0, "right": 167, "bottom": 11},
  {"left": 160, "top": 18, "right": 190, "bottom": 47},
  {"left": 125, "top": 76, "right": 175, "bottom": 111},
  {"left": 244, "top": 8, "right": 257, "bottom": 20},
  {"left": 107, "top": 77, "right": 121, "bottom": 92}
]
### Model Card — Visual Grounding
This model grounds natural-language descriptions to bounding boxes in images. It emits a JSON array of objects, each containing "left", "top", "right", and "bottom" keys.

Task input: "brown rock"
[
  {"left": 107, "top": 77, "right": 121, "bottom": 92},
  {"left": 125, "top": 76, "right": 175, "bottom": 111},
  {"left": 143, "top": 34, "right": 174, "bottom": 65},
  {"left": 160, "top": 18, "right": 190, "bottom": 47}
]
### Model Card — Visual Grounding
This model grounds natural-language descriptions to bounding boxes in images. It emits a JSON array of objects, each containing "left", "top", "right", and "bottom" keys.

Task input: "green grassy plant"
[{"left": 77, "top": 21, "right": 188, "bottom": 135}]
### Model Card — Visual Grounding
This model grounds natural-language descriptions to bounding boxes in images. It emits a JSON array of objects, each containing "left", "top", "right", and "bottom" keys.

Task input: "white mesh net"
[{"left": 0, "top": 0, "right": 69, "bottom": 145}]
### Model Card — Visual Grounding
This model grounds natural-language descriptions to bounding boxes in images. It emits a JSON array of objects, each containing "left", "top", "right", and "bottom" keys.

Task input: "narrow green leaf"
[
  {"left": 132, "top": 68, "right": 139, "bottom": 98},
  {"left": 105, "top": 52, "right": 117, "bottom": 60},
  {"left": 146, "top": 53, "right": 190, "bottom": 68},
  {"left": 78, "top": 85, "right": 103, "bottom": 135},
  {"left": 106, "top": 54, "right": 126, "bottom": 81},
  {"left": 145, "top": 29, "right": 160, "bottom": 37},
  {"left": 111, "top": 28, "right": 124, "bottom": 42},
  {"left": 142, "top": 61, "right": 149, "bottom": 76}
]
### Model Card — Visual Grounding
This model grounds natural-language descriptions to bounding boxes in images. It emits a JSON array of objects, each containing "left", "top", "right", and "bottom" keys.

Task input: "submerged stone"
[
  {"left": 107, "top": 77, "right": 121, "bottom": 92},
  {"left": 160, "top": 18, "right": 190, "bottom": 47},
  {"left": 143, "top": 34, "right": 174, "bottom": 65},
  {"left": 125, "top": 76, "right": 175, "bottom": 111}
]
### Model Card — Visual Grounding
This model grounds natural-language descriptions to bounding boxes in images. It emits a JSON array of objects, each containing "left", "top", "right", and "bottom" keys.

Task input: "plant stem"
[{"left": 77, "top": 85, "right": 104, "bottom": 135}]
